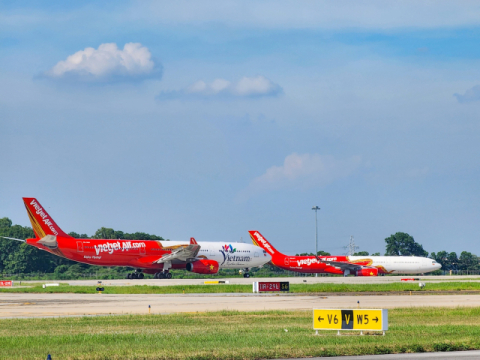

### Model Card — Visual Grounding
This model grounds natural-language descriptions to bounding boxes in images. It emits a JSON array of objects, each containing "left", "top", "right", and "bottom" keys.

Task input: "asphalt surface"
[
  {"left": 2, "top": 292, "right": 480, "bottom": 318},
  {"left": 283, "top": 351, "right": 480, "bottom": 359},
  {"left": 2, "top": 276, "right": 480, "bottom": 318}
]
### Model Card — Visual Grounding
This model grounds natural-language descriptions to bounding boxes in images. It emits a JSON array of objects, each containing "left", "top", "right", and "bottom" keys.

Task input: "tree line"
[{"left": 1, "top": 217, "right": 478, "bottom": 275}]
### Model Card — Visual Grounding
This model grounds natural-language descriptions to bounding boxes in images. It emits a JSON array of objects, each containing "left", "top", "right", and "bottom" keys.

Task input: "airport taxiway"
[
  {"left": 3, "top": 276, "right": 480, "bottom": 318},
  {"left": 2, "top": 292, "right": 480, "bottom": 318}
]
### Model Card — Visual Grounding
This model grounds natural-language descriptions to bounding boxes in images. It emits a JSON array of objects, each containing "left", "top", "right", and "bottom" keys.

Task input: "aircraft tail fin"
[
  {"left": 22, "top": 198, "right": 72, "bottom": 239},
  {"left": 248, "top": 230, "right": 283, "bottom": 261},
  {"left": 190, "top": 237, "right": 198, "bottom": 245}
]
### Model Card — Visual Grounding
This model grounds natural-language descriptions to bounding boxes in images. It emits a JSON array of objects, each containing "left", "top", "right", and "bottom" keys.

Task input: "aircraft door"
[
  {"left": 76, "top": 241, "right": 84, "bottom": 253},
  {"left": 140, "top": 244, "right": 146, "bottom": 255},
  {"left": 284, "top": 257, "right": 289, "bottom": 266}
]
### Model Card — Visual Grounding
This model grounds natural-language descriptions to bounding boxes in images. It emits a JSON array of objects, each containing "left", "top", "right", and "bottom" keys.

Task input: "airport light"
[{"left": 312, "top": 206, "right": 320, "bottom": 256}]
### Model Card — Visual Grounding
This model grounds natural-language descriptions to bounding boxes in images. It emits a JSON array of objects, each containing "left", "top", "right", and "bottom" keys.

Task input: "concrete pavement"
[{"left": 1, "top": 292, "right": 480, "bottom": 318}]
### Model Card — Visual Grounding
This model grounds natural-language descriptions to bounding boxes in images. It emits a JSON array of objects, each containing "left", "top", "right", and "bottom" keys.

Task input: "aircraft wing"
[
  {"left": 154, "top": 244, "right": 201, "bottom": 264},
  {"left": 315, "top": 257, "right": 368, "bottom": 272}
]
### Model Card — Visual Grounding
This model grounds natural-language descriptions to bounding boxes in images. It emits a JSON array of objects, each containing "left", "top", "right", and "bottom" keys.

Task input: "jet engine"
[
  {"left": 355, "top": 268, "right": 378, "bottom": 276},
  {"left": 186, "top": 259, "right": 219, "bottom": 274}
]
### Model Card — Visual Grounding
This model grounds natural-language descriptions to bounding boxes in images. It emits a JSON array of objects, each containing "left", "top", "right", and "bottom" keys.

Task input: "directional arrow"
[
  {"left": 318, "top": 316, "right": 324, "bottom": 322},
  {"left": 373, "top": 316, "right": 379, "bottom": 323}
]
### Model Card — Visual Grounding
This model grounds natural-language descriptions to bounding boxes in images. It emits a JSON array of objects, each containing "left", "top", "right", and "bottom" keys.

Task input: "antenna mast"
[{"left": 344, "top": 236, "right": 359, "bottom": 256}]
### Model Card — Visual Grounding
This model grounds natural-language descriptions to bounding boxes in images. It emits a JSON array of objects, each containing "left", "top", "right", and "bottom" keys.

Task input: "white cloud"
[
  {"left": 159, "top": 76, "right": 282, "bottom": 100},
  {"left": 454, "top": 85, "right": 480, "bottom": 103},
  {"left": 44, "top": 43, "right": 162, "bottom": 82},
  {"left": 239, "top": 153, "right": 362, "bottom": 199}
]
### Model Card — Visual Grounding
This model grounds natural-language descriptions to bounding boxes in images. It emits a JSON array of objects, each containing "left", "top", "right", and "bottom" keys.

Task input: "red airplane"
[
  {"left": 249, "top": 230, "right": 441, "bottom": 276},
  {"left": 1, "top": 198, "right": 217, "bottom": 279}
]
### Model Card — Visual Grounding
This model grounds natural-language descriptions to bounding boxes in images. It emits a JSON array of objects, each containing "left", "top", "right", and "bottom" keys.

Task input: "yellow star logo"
[
  {"left": 209, "top": 264, "right": 214, "bottom": 270},
  {"left": 370, "top": 272, "right": 374, "bottom": 276}
]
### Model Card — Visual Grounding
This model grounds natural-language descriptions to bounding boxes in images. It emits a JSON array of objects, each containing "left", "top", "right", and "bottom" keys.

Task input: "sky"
[{"left": 1, "top": 1, "right": 480, "bottom": 256}]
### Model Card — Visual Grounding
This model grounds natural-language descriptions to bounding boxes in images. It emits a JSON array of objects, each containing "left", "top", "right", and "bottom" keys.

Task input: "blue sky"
[{"left": 1, "top": 1, "right": 480, "bottom": 256}]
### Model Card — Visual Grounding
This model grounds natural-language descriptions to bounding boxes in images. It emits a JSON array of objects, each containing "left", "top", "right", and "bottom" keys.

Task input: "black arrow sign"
[
  {"left": 318, "top": 316, "right": 324, "bottom": 322},
  {"left": 373, "top": 317, "right": 379, "bottom": 323}
]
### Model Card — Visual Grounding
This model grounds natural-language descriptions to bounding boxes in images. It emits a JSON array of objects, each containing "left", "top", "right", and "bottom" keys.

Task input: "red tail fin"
[
  {"left": 190, "top": 237, "right": 198, "bottom": 245},
  {"left": 248, "top": 230, "right": 284, "bottom": 260},
  {"left": 22, "top": 198, "right": 72, "bottom": 238}
]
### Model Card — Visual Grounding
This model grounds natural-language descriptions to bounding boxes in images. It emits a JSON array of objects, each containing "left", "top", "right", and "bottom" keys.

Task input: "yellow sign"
[{"left": 313, "top": 309, "right": 388, "bottom": 331}]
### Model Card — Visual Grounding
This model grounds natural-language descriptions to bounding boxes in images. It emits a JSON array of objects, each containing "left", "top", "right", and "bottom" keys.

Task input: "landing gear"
[
  {"left": 242, "top": 268, "right": 251, "bottom": 278},
  {"left": 154, "top": 271, "right": 172, "bottom": 279},
  {"left": 126, "top": 270, "right": 144, "bottom": 279}
]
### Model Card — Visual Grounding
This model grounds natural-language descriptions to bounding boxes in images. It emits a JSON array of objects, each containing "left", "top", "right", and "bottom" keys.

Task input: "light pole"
[{"left": 312, "top": 206, "right": 320, "bottom": 256}]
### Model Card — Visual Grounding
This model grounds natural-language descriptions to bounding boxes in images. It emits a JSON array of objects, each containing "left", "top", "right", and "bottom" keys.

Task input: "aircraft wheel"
[
  {"left": 127, "top": 273, "right": 132, "bottom": 279},
  {"left": 244, "top": 273, "right": 250, "bottom": 278},
  {"left": 153, "top": 273, "right": 158, "bottom": 279},
  {"left": 166, "top": 272, "right": 172, "bottom": 279},
  {"left": 158, "top": 272, "right": 165, "bottom": 279},
  {"left": 132, "top": 273, "right": 138, "bottom": 279},
  {"left": 138, "top": 273, "right": 144, "bottom": 279}
]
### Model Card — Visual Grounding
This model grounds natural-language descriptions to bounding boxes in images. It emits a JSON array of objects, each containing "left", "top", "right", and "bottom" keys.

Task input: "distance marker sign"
[
  {"left": 313, "top": 309, "right": 388, "bottom": 332},
  {"left": 253, "top": 282, "right": 289, "bottom": 293}
]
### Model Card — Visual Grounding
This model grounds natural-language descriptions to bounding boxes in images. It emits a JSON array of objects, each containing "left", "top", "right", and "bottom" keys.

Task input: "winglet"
[
  {"left": 22, "top": 198, "right": 72, "bottom": 238},
  {"left": 190, "top": 237, "right": 198, "bottom": 245}
]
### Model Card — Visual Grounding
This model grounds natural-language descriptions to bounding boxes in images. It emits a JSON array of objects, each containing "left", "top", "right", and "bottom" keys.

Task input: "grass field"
[
  {"left": 2, "top": 281, "right": 480, "bottom": 294},
  {"left": 1, "top": 308, "right": 480, "bottom": 359}
]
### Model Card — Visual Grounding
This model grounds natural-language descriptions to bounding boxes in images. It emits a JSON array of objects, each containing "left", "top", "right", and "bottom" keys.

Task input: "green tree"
[
  {"left": 0, "top": 217, "right": 35, "bottom": 272},
  {"left": 458, "top": 251, "right": 479, "bottom": 270},
  {"left": 295, "top": 251, "right": 331, "bottom": 256},
  {"left": 3, "top": 243, "right": 56, "bottom": 273},
  {"left": 447, "top": 252, "right": 459, "bottom": 270},
  {"left": 92, "top": 228, "right": 164, "bottom": 240},
  {"left": 371, "top": 252, "right": 381, "bottom": 256},
  {"left": 124, "top": 232, "right": 164, "bottom": 240},
  {"left": 69, "top": 232, "right": 90, "bottom": 239},
  {"left": 384, "top": 232, "right": 428, "bottom": 257},
  {"left": 430, "top": 251, "right": 449, "bottom": 270},
  {"left": 353, "top": 251, "right": 369, "bottom": 256},
  {"left": 92, "top": 227, "right": 125, "bottom": 239}
]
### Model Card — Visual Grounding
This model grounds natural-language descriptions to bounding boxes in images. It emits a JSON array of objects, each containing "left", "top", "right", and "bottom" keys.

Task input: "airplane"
[
  {"left": 249, "top": 230, "right": 442, "bottom": 276},
  {"left": 1, "top": 198, "right": 272, "bottom": 279}
]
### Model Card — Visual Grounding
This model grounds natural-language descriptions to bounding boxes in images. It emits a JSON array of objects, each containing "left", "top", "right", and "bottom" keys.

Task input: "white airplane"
[
  {"left": 250, "top": 230, "right": 441, "bottom": 276},
  {"left": 148, "top": 237, "right": 272, "bottom": 278}
]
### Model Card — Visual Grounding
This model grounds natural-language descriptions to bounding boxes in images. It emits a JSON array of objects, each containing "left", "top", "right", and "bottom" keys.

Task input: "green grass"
[
  {"left": 1, "top": 308, "right": 480, "bottom": 359},
  {"left": 2, "top": 281, "right": 480, "bottom": 294}
]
